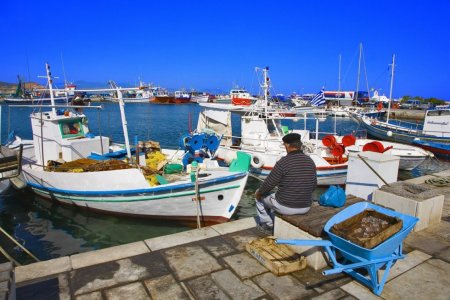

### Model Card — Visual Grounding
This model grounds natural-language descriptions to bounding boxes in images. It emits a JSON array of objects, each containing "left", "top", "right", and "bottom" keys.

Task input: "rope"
[
  {"left": 0, "top": 227, "right": 40, "bottom": 262},
  {"left": 249, "top": 173, "right": 265, "bottom": 182},
  {"left": 357, "top": 154, "right": 391, "bottom": 187},
  {"left": 0, "top": 245, "right": 20, "bottom": 266},
  {"left": 425, "top": 176, "right": 450, "bottom": 187}
]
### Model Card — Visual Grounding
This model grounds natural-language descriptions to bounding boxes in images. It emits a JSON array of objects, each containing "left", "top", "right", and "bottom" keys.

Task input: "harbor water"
[{"left": 0, "top": 102, "right": 448, "bottom": 265}]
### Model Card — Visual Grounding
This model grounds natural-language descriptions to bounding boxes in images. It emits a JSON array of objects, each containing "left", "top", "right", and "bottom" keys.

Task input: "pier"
[{"left": 3, "top": 171, "right": 450, "bottom": 299}]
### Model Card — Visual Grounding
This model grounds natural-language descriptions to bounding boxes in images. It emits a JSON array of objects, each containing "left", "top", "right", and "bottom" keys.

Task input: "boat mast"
[
  {"left": 386, "top": 54, "right": 395, "bottom": 124},
  {"left": 45, "top": 63, "right": 56, "bottom": 115},
  {"left": 115, "top": 87, "right": 132, "bottom": 160},
  {"left": 338, "top": 54, "right": 341, "bottom": 93},
  {"left": 355, "top": 43, "right": 362, "bottom": 104},
  {"left": 262, "top": 67, "right": 269, "bottom": 118}
]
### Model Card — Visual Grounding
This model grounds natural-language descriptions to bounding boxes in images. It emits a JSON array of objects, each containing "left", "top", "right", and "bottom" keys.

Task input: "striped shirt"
[{"left": 258, "top": 150, "right": 317, "bottom": 208}]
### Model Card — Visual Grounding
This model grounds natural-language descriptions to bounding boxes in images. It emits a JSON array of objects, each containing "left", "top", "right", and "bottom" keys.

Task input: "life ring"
[{"left": 251, "top": 154, "right": 264, "bottom": 168}]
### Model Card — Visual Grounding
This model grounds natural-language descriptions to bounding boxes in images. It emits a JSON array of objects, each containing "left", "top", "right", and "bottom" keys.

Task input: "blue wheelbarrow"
[{"left": 276, "top": 202, "right": 419, "bottom": 296}]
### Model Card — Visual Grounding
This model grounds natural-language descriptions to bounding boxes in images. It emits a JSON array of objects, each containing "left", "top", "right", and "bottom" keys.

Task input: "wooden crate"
[
  {"left": 331, "top": 209, "right": 403, "bottom": 249},
  {"left": 246, "top": 237, "right": 306, "bottom": 276}
]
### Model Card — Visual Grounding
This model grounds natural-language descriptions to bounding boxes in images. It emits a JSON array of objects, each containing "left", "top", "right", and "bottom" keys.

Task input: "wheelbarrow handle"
[{"left": 276, "top": 239, "right": 333, "bottom": 247}]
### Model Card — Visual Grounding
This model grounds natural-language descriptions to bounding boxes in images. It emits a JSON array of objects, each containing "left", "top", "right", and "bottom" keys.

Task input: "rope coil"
[{"left": 425, "top": 176, "right": 450, "bottom": 187}]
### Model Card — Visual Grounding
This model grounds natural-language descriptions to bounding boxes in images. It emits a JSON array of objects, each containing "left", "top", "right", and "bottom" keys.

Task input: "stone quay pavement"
[{"left": 10, "top": 170, "right": 450, "bottom": 299}]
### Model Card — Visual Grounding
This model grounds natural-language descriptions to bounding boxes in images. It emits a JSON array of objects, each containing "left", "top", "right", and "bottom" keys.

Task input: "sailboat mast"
[
  {"left": 386, "top": 54, "right": 395, "bottom": 124},
  {"left": 45, "top": 63, "right": 56, "bottom": 115},
  {"left": 355, "top": 43, "right": 362, "bottom": 104},
  {"left": 116, "top": 88, "right": 132, "bottom": 159},
  {"left": 338, "top": 54, "right": 341, "bottom": 92},
  {"left": 263, "top": 67, "right": 269, "bottom": 118}
]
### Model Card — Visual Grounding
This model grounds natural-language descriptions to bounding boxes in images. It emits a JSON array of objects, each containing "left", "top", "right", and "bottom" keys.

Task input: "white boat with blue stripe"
[{"left": 11, "top": 64, "right": 250, "bottom": 225}]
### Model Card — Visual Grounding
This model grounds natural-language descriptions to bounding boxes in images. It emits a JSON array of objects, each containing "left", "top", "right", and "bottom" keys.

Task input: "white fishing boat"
[
  {"left": 10, "top": 64, "right": 250, "bottom": 225},
  {"left": 199, "top": 67, "right": 348, "bottom": 185},
  {"left": 309, "top": 135, "right": 432, "bottom": 171},
  {"left": 191, "top": 94, "right": 209, "bottom": 103}
]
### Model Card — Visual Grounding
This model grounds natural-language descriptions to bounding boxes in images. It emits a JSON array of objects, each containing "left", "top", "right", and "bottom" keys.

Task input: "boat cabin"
[
  {"left": 422, "top": 107, "right": 450, "bottom": 137},
  {"left": 30, "top": 110, "right": 109, "bottom": 166}
]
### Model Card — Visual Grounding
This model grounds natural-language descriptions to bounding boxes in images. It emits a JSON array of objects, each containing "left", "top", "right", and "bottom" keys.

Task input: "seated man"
[{"left": 255, "top": 133, "right": 317, "bottom": 234}]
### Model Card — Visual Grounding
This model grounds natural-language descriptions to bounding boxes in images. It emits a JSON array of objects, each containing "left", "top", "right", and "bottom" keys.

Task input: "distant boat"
[
  {"left": 230, "top": 89, "right": 257, "bottom": 106},
  {"left": 173, "top": 90, "right": 191, "bottom": 104},
  {"left": 191, "top": 94, "right": 209, "bottom": 103},
  {"left": 106, "top": 80, "right": 151, "bottom": 103}
]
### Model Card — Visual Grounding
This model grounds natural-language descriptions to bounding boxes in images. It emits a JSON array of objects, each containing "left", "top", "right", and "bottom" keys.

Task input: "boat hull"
[
  {"left": 216, "top": 147, "right": 347, "bottom": 185},
  {"left": 21, "top": 166, "right": 248, "bottom": 224},
  {"left": 360, "top": 118, "right": 450, "bottom": 145}
]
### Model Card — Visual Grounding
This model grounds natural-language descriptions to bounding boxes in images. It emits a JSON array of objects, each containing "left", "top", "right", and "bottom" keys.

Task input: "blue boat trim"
[{"left": 26, "top": 172, "right": 247, "bottom": 196}]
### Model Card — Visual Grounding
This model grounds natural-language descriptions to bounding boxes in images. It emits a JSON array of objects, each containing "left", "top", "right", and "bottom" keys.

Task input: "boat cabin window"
[
  {"left": 59, "top": 119, "right": 84, "bottom": 138},
  {"left": 267, "top": 119, "right": 283, "bottom": 135}
]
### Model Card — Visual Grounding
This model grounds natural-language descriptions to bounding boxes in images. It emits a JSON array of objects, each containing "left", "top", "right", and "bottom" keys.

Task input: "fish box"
[
  {"left": 330, "top": 209, "right": 403, "bottom": 249},
  {"left": 246, "top": 237, "right": 306, "bottom": 276}
]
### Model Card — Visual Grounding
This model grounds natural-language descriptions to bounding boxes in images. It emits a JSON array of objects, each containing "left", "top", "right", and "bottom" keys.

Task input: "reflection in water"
[{"left": 0, "top": 189, "right": 190, "bottom": 264}]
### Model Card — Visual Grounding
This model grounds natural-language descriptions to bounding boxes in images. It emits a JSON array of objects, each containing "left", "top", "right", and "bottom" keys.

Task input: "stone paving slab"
[
  {"left": 75, "top": 291, "right": 102, "bottom": 300},
  {"left": 104, "top": 282, "right": 149, "bottom": 300},
  {"left": 71, "top": 241, "right": 150, "bottom": 270},
  {"left": 404, "top": 231, "right": 450, "bottom": 255},
  {"left": 340, "top": 281, "right": 381, "bottom": 300},
  {"left": 379, "top": 250, "right": 431, "bottom": 280},
  {"left": 163, "top": 245, "right": 223, "bottom": 281},
  {"left": 310, "top": 288, "right": 348, "bottom": 300},
  {"left": 211, "top": 269, "right": 265, "bottom": 300},
  {"left": 221, "top": 228, "right": 264, "bottom": 251},
  {"left": 145, "top": 226, "right": 219, "bottom": 251},
  {"left": 71, "top": 252, "right": 169, "bottom": 296},
  {"left": 185, "top": 273, "right": 231, "bottom": 299},
  {"left": 198, "top": 236, "right": 237, "bottom": 258},
  {"left": 291, "top": 266, "right": 352, "bottom": 294},
  {"left": 15, "top": 257, "right": 72, "bottom": 284},
  {"left": 381, "top": 259, "right": 450, "bottom": 300},
  {"left": 211, "top": 217, "right": 257, "bottom": 235},
  {"left": 222, "top": 252, "right": 268, "bottom": 279},
  {"left": 252, "top": 272, "right": 316, "bottom": 299},
  {"left": 144, "top": 274, "right": 189, "bottom": 299}
]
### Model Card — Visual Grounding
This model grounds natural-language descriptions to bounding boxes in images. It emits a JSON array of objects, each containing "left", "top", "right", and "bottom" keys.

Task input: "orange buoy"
[
  {"left": 342, "top": 135, "right": 356, "bottom": 147},
  {"left": 362, "top": 141, "right": 385, "bottom": 153},
  {"left": 331, "top": 144, "right": 345, "bottom": 156},
  {"left": 322, "top": 135, "right": 336, "bottom": 147}
]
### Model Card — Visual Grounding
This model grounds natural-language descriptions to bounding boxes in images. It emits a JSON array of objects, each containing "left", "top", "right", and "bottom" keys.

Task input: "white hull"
[
  {"left": 21, "top": 163, "right": 248, "bottom": 224},
  {"left": 342, "top": 138, "right": 432, "bottom": 171},
  {"left": 216, "top": 147, "right": 347, "bottom": 186}
]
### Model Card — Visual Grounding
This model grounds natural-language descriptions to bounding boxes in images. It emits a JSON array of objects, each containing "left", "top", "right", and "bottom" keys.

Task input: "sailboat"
[
  {"left": 357, "top": 55, "right": 450, "bottom": 153},
  {"left": 9, "top": 63, "right": 250, "bottom": 225}
]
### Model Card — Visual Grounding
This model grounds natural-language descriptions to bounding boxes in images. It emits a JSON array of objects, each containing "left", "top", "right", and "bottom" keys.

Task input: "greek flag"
[{"left": 310, "top": 90, "right": 325, "bottom": 106}]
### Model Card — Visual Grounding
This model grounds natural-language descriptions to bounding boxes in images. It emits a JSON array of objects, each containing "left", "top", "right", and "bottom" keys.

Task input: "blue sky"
[{"left": 1, "top": 0, "right": 449, "bottom": 99}]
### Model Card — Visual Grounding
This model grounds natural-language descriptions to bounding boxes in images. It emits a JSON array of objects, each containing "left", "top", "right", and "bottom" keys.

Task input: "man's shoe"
[{"left": 256, "top": 224, "right": 273, "bottom": 235}]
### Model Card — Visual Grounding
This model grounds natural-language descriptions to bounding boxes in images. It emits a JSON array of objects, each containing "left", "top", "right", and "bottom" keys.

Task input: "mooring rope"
[
  {"left": 425, "top": 176, "right": 450, "bottom": 187},
  {"left": 0, "top": 227, "right": 40, "bottom": 263}
]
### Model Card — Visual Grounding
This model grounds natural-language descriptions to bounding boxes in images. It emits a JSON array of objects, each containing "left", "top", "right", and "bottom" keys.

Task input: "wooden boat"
[
  {"left": 357, "top": 55, "right": 450, "bottom": 155},
  {"left": 10, "top": 64, "right": 250, "bottom": 225},
  {"left": 412, "top": 140, "right": 450, "bottom": 158}
]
